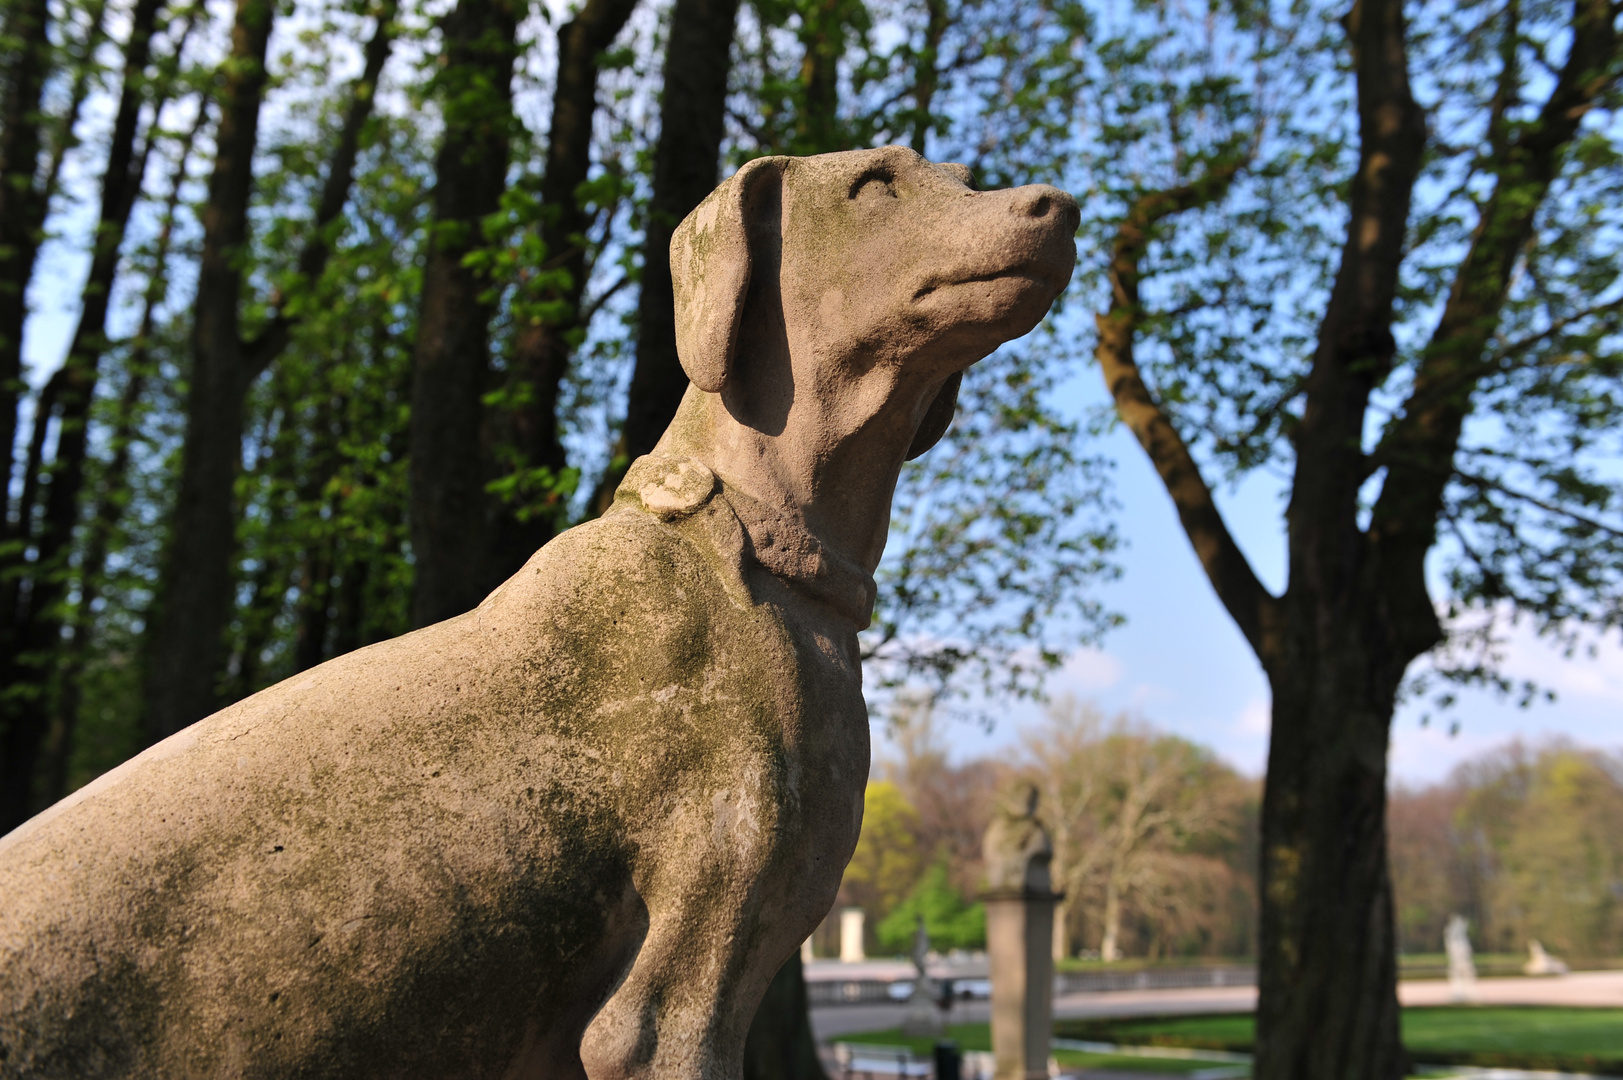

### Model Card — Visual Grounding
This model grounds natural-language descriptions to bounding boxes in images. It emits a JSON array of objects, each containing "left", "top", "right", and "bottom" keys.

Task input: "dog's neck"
[
  {"left": 652, "top": 379, "right": 929, "bottom": 576},
  {"left": 617, "top": 445, "right": 880, "bottom": 628}
]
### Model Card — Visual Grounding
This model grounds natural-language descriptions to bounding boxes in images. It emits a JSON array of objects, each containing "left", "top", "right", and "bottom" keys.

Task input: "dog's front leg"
[{"left": 578, "top": 801, "right": 791, "bottom": 1080}]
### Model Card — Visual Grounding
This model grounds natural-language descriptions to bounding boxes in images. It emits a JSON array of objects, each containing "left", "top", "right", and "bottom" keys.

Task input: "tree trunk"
[
  {"left": 1099, "top": 869, "right": 1121, "bottom": 962},
  {"left": 794, "top": 0, "right": 843, "bottom": 152},
  {"left": 0, "top": 0, "right": 54, "bottom": 503},
  {"left": 588, "top": 0, "right": 740, "bottom": 514},
  {"left": 407, "top": 0, "right": 520, "bottom": 627},
  {"left": 0, "top": 0, "right": 57, "bottom": 822},
  {"left": 483, "top": 0, "right": 639, "bottom": 579},
  {"left": 743, "top": 953, "right": 828, "bottom": 1080},
  {"left": 908, "top": 0, "right": 947, "bottom": 153},
  {"left": 142, "top": 0, "right": 276, "bottom": 742},
  {"left": 1255, "top": 644, "right": 1405, "bottom": 1079},
  {"left": 145, "top": 0, "right": 394, "bottom": 740},
  {"left": 40, "top": 100, "right": 208, "bottom": 807},
  {"left": 39, "top": 0, "right": 111, "bottom": 210},
  {"left": 0, "top": 0, "right": 174, "bottom": 829}
]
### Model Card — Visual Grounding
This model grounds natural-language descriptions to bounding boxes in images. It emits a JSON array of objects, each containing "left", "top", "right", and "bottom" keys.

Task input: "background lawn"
[
  {"left": 1055, "top": 1008, "right": 1623, "bottom": 1073},
  {"left": 843, "top": 1023, "right": 1242, "bottom": 1074}
]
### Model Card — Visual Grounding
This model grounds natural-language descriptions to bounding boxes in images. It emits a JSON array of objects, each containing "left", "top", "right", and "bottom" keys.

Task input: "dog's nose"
[{"left": 1013, "top": 184, "right": 1080, "bottom": 233}]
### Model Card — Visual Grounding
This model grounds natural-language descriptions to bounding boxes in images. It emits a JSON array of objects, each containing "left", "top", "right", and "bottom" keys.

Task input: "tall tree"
[
  {"left": 0, "top": 0, "right": 58, "bottom": 826},
  {"left": 588, "top": 0, "right": 742, "bottom": 512},
  {"left": 483, "top": 0, "right": 639, "bottom": 579},
  {"left": 407, "top": 0, "right": 520, "bottom": 626},
  {"left": 1083, "top": 0, "right": 1622, "bottom": 1073},
  {"left": 144, "top": 0, "right": 398, "bottom": 741},
  {"left": 0, "top": 0, "right": 55, "bottom": 502},
  {"left": 742, "top": 954, "right": 827, "bottom": 1080},
  {"left": 0, "top": 0, "right": 198, "bottom": 829}
]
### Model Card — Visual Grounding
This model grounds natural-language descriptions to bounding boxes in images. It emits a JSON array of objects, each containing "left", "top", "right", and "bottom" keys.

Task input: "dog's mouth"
[{"left": 912, "top": 267, "right": 1058, "bottom": 303}]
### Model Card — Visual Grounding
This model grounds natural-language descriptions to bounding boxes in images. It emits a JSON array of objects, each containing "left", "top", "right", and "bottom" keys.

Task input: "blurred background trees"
[
  {"left": 821, "top": 697, "right": 1260, "bottom": 964},
  {"left": 1390, "top": 741, "right": 1623, "bottom": 964}
]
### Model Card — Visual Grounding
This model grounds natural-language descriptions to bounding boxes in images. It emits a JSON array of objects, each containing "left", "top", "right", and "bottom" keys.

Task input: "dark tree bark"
[
  {"left": 40, "top": 98, "right": 208, "bottom": 807},
  {"left": 406, "top": 0, "right": 520, "bottom": 627},
  {"left": 0, "top": 0, "right": 178, "bottom": 828},
  {"left": 39, "top": 0, "right": 112, "bottom": 209},
  {"left": 743, "top": 953, "right": 828, "bottom": 1080},
  {"left": 143, "top": 0, "right": 396, "bottom": 742},
  {"left": 908, "top": 0, "right": 947, "bottom": 154},
  {"left": 794, "top": 0, "right": 843, "bottom": 152},
  {"left": 141, "top": 0, "right": 277, "bottom": 742},
  {"left": 0, "top": 0, "right": 68, "bottom": 825},
  {"left": 483, "top": 0, "right": 639, "bottom": 580},
  {"left": 1092, "top": 1, "right": 1618, "bottom": 1076},
  {"left": 0, "top": 0, "right": 55, "bottom": 501},
  {"left": 588, "top": 0, "right": 741, "bottom": 514}
]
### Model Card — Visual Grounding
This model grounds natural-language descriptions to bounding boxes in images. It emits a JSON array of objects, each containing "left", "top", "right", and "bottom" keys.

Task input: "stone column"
[
  {"left": 981, "top": 784, "right": 1059, "bottom": 1080},
  {"left": 839, "top": 907, "right": 866, "bottom": 962}
]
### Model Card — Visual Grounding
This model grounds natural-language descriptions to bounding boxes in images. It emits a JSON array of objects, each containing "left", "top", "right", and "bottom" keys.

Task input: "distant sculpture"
[
  {"left": 1445, "top": 914, "right": 1478, "bottom": 1003},
  {"left": 982, "top": 783, "right": 1060, "bottom": 1080},
  {"left": 983, "top": 783, "right": 1054, "bottom": 894},
  {"left": 1524, "top": 940, "right": 1569, "bottom": 976},
  {"left": 0, "top": 147, "right": 1079, "bottom": 1078},
  {"left": 901, "top": 916, "right": 944, "bottom": 1037}
]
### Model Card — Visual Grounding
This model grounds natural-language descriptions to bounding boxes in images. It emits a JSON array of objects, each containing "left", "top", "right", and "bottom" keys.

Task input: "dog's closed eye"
[{"left": 849, "top": 169, "right": 897, "bottom": 201}]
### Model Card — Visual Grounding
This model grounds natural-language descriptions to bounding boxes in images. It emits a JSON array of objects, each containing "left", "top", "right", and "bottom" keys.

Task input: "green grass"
[
  {"left": 843, "top": 1023, "right": 1243, "bottom": 1074},
  {"left": 1056, "top": 1007, "right": 1623, "bottom": 1074}
]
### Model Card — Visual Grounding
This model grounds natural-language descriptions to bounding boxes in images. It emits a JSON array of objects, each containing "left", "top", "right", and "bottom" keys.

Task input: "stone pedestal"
[
  {"left": 981, "top": 783, "right": 1059, "bottom": 1080},
  {"left": 839, "top": 907, "right": 866, "bottom": 962},
  {"left": 985, "top": 888, "right": 1059, "bottom": 1080}
]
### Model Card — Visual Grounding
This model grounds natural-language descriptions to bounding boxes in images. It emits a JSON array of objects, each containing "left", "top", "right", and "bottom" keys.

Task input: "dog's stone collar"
[{"left": 620, "top": 454, "right": 877, "bottom": 629}]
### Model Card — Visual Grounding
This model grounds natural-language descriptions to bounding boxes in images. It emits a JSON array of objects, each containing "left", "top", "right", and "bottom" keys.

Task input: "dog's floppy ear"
[
  {"left": 671, "top": 156, "right": 786, "bottom": 393},
  {"left": 905, "top": 371, "right": 962, "bottom": 460}
]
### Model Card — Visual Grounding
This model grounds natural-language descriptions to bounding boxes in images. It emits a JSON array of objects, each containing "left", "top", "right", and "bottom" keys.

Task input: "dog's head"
[{"left": 669, "top": 147, "right": 1078, "bottom": 458}]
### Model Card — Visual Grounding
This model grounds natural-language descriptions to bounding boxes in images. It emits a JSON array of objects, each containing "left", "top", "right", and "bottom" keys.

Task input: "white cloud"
[
  {"left": 1056, "top": 648, "right": 1125, "bottom": 691},
  {"left": 1233, "top": 698, "right": 1271, "bottom": 737}
]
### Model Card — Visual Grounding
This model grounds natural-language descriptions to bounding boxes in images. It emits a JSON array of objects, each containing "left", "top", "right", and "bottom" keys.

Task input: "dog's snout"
[{"left": 1013, "top": 184, "right": 1080, "bottom": 232}]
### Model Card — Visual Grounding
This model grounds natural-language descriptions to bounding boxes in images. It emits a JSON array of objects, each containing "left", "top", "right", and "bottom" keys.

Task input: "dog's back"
[{"left": 0, "top": 494, "right": 864, "bottom": 1079}]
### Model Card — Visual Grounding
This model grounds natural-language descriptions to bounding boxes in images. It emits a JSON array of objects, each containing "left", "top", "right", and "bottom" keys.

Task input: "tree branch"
[
  {"left": 243, "top": 0, "right": 398, "bottom": 380},
  {"left": 1094, "top": 161, "right": 1284, "bottom": 666},
  {"left": 1453, "top": 469, "right": 1623, "bottom": 541},
  {"left": 1371, "top": 0, "right": 1620, "bottom": 619}
]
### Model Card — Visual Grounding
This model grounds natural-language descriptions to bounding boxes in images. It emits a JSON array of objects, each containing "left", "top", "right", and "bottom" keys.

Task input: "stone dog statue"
[{"left": 0, "top": 147, "right": 1077, "bottom": 1079}]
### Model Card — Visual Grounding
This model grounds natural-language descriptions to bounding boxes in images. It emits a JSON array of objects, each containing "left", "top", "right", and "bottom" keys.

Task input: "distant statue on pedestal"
[
  {"left": 1445, "top": 914, "right": 1477, "bottom": 1003},
  {"left": 982, "top": 783, "right": 1060, "bottom": 1080},
  {"left": 901, "top": 916, "right": 944, "bottom": 1037}
]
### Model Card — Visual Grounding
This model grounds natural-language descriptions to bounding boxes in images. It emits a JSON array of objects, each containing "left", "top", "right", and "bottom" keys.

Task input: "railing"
[
  {"left": 809, "top": 965, "right": 1256, "bottom": 1007},
  {"left": 807, "top": 979, "right": 910, "bottom": 1006},
  {"left": 1053, "top": 964, "right": 1255, "bottom": 994}
]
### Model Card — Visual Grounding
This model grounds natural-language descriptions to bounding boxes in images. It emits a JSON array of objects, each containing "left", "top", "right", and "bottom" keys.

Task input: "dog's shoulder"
[{"left": 478, "top": 495, "right": 750, "bottom": 637}]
